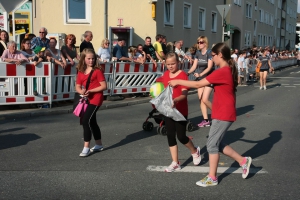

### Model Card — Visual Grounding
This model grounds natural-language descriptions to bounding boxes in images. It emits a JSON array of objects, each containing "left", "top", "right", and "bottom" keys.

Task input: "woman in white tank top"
[{"left": 45, "top": 38, "right": 67, "bottom": 68}]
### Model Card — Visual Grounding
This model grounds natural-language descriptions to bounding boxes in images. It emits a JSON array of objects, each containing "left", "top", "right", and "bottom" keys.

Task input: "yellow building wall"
[{"left": 32, "top": 0, "right": 157, "bottom": 49}]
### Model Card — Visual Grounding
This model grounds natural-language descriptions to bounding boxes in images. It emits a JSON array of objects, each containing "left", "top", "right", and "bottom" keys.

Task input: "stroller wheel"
[
  {"left": 143, "top": 121, "right": 153, "bottom": 131},
  {"left": 160, "top": 126, "right": 167, "bottom": 136},
  {"left": 147, "top": 122, "right": 154, "bottom": 131},
  {"left": 186, "top": 121, "right": 195, "bottom": 132},
  {"left": 156, "top": 126, "right": 161, "bottom": 135}
]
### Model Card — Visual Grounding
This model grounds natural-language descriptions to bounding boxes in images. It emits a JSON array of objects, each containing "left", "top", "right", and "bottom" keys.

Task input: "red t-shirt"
[
  {"left": 159, "top": 70, "right": 189, "bottom": 116},
  {"left": 206, "top": 66, "right": 236, "bottom": 121},
  {"left": 76, "top": 69, "right": 106, "bottom": 106}
]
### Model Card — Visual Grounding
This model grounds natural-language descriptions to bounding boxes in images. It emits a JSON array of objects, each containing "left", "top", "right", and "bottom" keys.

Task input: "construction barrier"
[{"left": 0, "top": 58, "right": 297, "bottom": 107}]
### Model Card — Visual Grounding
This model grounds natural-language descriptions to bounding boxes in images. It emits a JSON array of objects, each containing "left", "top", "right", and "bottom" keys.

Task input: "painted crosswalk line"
[{"left": 146, "top": 165, "right": 267, "bottom": 174}]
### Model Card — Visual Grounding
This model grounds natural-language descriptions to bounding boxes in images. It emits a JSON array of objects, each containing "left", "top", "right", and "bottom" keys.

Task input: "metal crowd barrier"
[{"left": 0, "top": 58, "right": 296, "bottom": 107}]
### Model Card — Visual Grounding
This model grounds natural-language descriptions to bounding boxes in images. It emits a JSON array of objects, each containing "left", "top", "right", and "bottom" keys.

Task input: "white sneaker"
[
  {"left": 264, "top": 86, "right": 267, "bottom": 90},
  {"left": 259, "top": 87, "right": 263, "bottom": 90},
  {"left": 90, "top": 145, "right": 104, "bottom": 152},
  {"left": 79, "top": 149, "right": 90, "bottom": 157},
  {"left": 192, "top": 146, "right": 201, "bottom": 165},
  {"left": 165, "top": 161, "right": 181, "bottom": 172}
]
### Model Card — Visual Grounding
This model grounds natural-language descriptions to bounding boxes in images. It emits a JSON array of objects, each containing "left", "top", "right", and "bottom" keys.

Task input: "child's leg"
[
  {"left": 263, "top": 71, "right": 268, "bottom": 86},
  {"left": 164, "top": 117, "right": 179, "bottom": 162},
  {"left": 259, "top": 72, "right": 264, "bottom": 87},
  {"left": 221, "top": 145, "right": 244, "bottom": 164},
  {"left": 175, "top": 120, "right": 196, "bottom": 153},
  {"left": 89, "top": 106, "right": 102, "bottom": 145},
  {"left": 206, "top": 120, "right": 232, "bottom": 177}
]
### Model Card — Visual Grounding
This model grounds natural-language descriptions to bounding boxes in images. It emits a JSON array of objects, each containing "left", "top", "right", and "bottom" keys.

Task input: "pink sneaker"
[
  {"left": 191, "top": 146, "right": 201, "bottom": 165},
  {"left": 165, "top": 161, "right": 181, "bottom": 172},
  {"left": 198, "top": 120, "right": 211, "bottom": 127}
]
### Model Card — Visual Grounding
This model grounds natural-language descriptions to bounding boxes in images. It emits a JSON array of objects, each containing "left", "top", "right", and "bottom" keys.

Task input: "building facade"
[
  {"left": 226, "top": 0, "right": 298, "bottom": 50},
  {"left": 31, "top": 0, "right": 224, "bottom": 52}
]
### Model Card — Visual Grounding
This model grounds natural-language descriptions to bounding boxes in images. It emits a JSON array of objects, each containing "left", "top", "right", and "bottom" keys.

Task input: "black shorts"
[{"left": 260, "top": 68, "right": 268, "bottom": 72}]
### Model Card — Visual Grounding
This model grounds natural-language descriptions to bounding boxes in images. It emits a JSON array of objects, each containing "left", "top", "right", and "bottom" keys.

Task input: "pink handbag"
[{"left": 73, "top": 98, "right": 88, "bottom": 117}]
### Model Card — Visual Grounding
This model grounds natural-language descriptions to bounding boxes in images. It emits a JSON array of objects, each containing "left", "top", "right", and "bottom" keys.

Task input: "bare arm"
[{"left": 169, "top": 78, "right": 210, "bottom": 89}]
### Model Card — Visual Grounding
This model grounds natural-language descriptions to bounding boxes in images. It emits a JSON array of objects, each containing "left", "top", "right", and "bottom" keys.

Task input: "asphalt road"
[{"left": 0, "top": 66, "right": 300, "bottom": 199}]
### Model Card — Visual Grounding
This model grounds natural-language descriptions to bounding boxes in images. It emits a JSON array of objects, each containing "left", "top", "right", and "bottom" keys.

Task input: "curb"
[{"left": 0, "top": 90, "right": 198, "bottom": 121}]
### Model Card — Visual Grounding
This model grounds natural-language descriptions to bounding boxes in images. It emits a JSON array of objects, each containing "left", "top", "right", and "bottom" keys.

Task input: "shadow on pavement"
[
  {"left": 0, "top": 127, "right": 26, "bottom": 135},
  {"left": 236, "top": 105, "right": 254, "bottom": 116},
  {"left": 0, "top": 133, "right": 41, "bottom": 150},
  {"left": 218, "top": 130, "right": 282, "bottom": 183},
  {"left": 104, "top": 130, "right": 156, "bottom": 151}
]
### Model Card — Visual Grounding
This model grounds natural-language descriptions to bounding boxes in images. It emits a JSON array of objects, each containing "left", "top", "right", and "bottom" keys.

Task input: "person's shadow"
[
  {"left": 0, "top": 127, "right": 41, "bottom": 150},
  {"left": 218, "top": 131, "right": 282, "bottom": 183}
]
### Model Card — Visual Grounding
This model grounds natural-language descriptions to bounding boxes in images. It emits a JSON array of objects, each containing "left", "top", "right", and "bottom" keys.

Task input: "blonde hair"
[
  {"left": 77, "top": 48, "right": 102, "bottom": 72},
  {"left": 165, "top": 52, "right": 179, "bottom": 62},
  {"left": 197, "top": 36, "right": 209, "bottom": 50},
  {"left": 101, "top": 38, "right": 109, "bottom": 48}
]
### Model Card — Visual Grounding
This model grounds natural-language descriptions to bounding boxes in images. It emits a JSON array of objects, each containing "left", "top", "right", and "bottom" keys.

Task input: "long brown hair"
[
  {"left": 20, "top": 38, "right": 31, "bottom": 51},
  {"left": 77, "top": 48, "right": 102, "bottom": 73},
  {"left": 212, "top": 43, "right": 238, "bottom": 92}
]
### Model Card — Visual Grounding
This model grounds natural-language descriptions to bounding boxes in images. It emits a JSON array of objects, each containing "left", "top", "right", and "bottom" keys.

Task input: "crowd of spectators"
[{"left": 0, "top": 28, "right": 299, "bottom": 97}]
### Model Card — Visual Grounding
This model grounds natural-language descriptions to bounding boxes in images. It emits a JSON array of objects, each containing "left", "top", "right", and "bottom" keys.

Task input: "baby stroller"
[{"left": 142, "top": 105, "right": 196, "bottom": 136}]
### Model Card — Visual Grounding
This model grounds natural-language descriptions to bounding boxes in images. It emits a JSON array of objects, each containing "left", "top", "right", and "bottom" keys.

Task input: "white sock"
[{"left": 82, "top": 147, "right": 90, "bottom": 153}]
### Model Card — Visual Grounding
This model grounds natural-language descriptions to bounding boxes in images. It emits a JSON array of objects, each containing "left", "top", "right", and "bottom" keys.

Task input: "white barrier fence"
[{"left": 0, "top": 58, "right": 296, "bottom": 107}]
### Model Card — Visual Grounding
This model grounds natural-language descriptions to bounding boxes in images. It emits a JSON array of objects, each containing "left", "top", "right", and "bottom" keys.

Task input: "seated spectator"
[
  {"left": 33, "top": 46, "right": 49, "bottom": 96},
  {"left": 97, "top": 38, "right": 111, "bottom": 62},
  {"left": 61, "top": 34, "right": 80, "bottom": 66},
  {"left": 0, "top": 30, "right": 9, "bottom": 56},
  {"left": 185, "top": 46, "right": 197, "bottom": 60},
  {"left": 1, "top": 41, "right": 29, "bottom": 65},
  {"left": 20, "top": 38, "right": 35, "bottom": 62},
  {"left": 45, "top": 38, "right": 67, "bottom": 69}
]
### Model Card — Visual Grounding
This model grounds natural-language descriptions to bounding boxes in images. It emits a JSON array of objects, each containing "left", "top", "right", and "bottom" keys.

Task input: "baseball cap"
[{"left": 34, "top": 46, "right": 46, "bottom": 54}]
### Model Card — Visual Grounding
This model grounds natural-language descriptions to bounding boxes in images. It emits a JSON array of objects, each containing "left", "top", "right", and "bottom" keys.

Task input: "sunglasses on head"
[{"left": 197, "top": 41, "right": 205, "bottom": 44}]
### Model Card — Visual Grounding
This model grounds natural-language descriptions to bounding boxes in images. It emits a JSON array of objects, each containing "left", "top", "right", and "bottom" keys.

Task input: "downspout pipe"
[{"left": 104, "top": 0, "right": 108, "bottom": 39}]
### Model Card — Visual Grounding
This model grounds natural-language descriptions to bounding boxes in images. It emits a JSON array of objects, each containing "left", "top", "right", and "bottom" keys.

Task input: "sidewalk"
[{"left": 0, "top": 91, "right": 198, "bottom": 121}]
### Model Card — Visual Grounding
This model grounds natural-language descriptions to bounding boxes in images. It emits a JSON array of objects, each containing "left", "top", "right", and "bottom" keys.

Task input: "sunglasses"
[
  {"left": 197, "top": 41, "right": 205, "bottom": 44},
  {"left": 105, "top": 43, "right": 110, "bottom": 45}
]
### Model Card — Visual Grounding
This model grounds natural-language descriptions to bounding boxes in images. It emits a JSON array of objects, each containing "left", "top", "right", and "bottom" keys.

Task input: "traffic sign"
[{"left": 216, "top": 4, "right": 231, "bottom": 18}]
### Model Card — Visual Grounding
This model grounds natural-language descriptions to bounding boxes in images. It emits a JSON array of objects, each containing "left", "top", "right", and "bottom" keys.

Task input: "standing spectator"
[
  {"left": 75, "top": 48, "right": 107, "bottom": 157},
  {"left": 45, "top": 38, "right": 67, "bottom": 69},
  {"left": 1, "top": 41, "right": 29, "bottom": 64},
  {"left": 166, "top": 41, "right": 174, "bottom": 53},
  {"left": 153, "top": 34, "right": 165, "bottom": 60},
  {"left": 112, "top": 38, "right": 132, "bottom": 62},
  {"left": 257, "top": 49, "right": 274, "bottom": 90},
  {"left": 97, "top": 38, "right": 111, "bottom": 62},
  {"left": 143, "top": 36, "right": 162, "bottom": 62},
  {"left": 238, "top": 50, "right": 246, "bottom": 86},
  {"left": 0, "top": 30, "right": 9, "bottom": 56},
  {"left": 31, "top": 27, "right": 50, "bottom": 50},
  {"left": 79, "top": 31, "right": 94, "bottom": 53},
  {"left": 161, "top": 35, "right": 167, "bottom": 56},
  {"left": 174, "top": 41, "right": 191, "bottom": 62},
  {"left": 20, "top": 38, "right": 35, "bottom": 62},
  {"left": 136, "top": 44, "right": 146, "bottom": 63},
  {"left": 61, "top": 34, "right": 80, "bottom": 66},
  {"left": 185, "top": 46, "right": 197, "bottom": 60}
]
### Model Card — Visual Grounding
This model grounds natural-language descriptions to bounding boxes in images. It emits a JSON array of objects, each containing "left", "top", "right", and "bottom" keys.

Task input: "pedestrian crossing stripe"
[{"left": 146, "top": 165, "right": 268, "bottom": 174}]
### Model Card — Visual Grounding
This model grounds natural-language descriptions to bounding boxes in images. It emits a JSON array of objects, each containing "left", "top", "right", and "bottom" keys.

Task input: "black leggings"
[
  {"left": 164, "top": 116, "right": 189, "bottom": 147},
  {"left": 82, "top": 104, "right": 101, "bottom": 142}
]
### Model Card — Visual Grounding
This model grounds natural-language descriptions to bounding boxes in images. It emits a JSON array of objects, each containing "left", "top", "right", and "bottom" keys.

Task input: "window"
[
  {"left": 254, "top": 20, "right": 257, "bottom": 36},
  {"left": 64, "top": 0, "right": 91, "bottom": 23},
  {"left": 244, "top": 31, "right": 251, "bottom": 47},
  {"left": 270, "top": 14, "right": 274, "bottom": 26},
  {"left": 255, "top": 0, "right": 258, "bottom": 10},
  {"left": 259, "top": 9, "right": 264, "bottom": 22},
  {"left": 276, "top": 37, "right": 280, "bottom": 47},
  {"left": 277, "top": 18, "right": 281, "bottom": 28},
  {"left": 211, "top": 12, "right": 217, "bottom": 32},
  {"left": 198, "top": 7, "right": 206, "bottom": 30},
  {"left": 278, "top": 0, "right": 282, "bottom": 9},
  {"left": 183, "top": 3, "right": 192, "bottom": 28},
  {"left": 234, "top": 0, "right": 242, "bottom": 6},
  {"left": 246, "top": 2, "right": 252, "bottom": 18},
  {"left": 258, "top": 34, "right": 262, "bottom": 46},
  {"left": 164, "top": 0, "right": 174, "bottom": 26}
]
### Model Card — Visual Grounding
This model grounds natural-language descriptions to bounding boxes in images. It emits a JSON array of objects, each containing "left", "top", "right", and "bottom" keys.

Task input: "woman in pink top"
[
  {"left": 169, "top": 43, "right": 252, "bottom": 187},
  {"left": 1, "top": 41, "right": 29, "bottom": 64}
]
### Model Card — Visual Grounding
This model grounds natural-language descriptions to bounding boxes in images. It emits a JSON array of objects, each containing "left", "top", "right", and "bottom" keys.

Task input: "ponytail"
[{"left": 228, "top": 58, "right": 238, "bottom": 92}]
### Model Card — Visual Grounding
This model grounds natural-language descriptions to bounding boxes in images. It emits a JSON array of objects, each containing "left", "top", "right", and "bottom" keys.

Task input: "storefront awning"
[{"left": 0, "top": 0, "right": 29, "bottom": 13}]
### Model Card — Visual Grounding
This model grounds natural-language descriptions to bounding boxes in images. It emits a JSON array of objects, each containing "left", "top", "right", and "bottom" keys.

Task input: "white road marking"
[
  {"left": 281, "top": 84, "right": 290, "bottom": 85},
  {"left": 293, "top": 84, "right": 300, "bottom": 85},
  {"left": 284, "top": 86, "right": 296, "bottom": 87},
  {"left": 146, "top": 165, "right": 267, "bottom": 174},
  {"left": 269, "top": 77, "right": 300, "bottom": 79}
]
